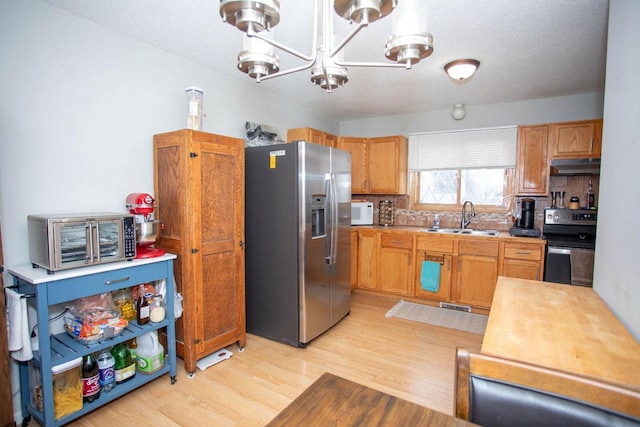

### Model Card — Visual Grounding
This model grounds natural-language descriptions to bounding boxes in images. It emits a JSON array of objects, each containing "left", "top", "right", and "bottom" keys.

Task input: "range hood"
[{"left": 549, "top": 158, "right": 601, "bottom": 175}]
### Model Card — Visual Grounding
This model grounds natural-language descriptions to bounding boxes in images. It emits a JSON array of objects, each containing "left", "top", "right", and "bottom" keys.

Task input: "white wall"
[
  {"left": 593, "top": 0, "right": 640, "bottom": 341},
  {"left": 0, "top": 0, "right": 337, "bottom": 268},
  {"left": 340, "top": 92, "right": 604, "bottom": 137},
  {"left": 0, "top": 0, "right": 337, "bottom": 420}
]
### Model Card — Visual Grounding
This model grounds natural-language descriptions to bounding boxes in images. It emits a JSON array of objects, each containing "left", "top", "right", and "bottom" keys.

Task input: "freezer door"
[
  {"left": 330, "top": 148, "right": 352, "bottom": 326},
  {"left": 300, "top": 143, "right": 333, "bottom": 343}
]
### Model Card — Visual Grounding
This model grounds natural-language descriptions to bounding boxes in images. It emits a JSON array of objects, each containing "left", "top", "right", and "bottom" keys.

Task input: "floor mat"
[{"left": 385, "top": 300, "right": 487, "bottom": 335}]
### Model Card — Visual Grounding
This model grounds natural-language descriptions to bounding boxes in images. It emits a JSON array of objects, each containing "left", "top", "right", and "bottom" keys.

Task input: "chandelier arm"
[
  {"left": 320, "top": 57, "right": 333, "bottom": 93},
  {"left": 250, "top": 31, "right": 315, "bottom": 62},
  {"left": 248, "top": 0, "right": 319, "bottom": 62},
  {"left": 335, "top": 61, "right": 407, "bottom": 68},
  {"left": 258, "top": 57, "right": 318, "bottom": 82},
  {"left": 329, "top": 21, "right": 367, "bottom": 59}
]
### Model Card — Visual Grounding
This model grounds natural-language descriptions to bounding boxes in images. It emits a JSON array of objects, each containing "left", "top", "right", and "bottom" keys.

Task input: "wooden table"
[
  {"left": 482, "top": 276, "right": 640, "bottom": 391},
  {"left": 267, "top": 373, "right": 474, "bottom": 426}
]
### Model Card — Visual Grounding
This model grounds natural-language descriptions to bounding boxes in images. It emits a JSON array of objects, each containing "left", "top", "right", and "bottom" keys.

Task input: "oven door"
[{"left": 544, "top": 246, "right": 595, "bottom": 286}]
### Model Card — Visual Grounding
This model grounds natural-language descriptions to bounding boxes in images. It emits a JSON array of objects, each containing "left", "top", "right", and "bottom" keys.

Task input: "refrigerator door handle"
[
  {"left": 330, "top": 172, "right": 339, "bottom": 265},
  {"left": 324, "top": 174, "right": 332, "bottom": 264}
]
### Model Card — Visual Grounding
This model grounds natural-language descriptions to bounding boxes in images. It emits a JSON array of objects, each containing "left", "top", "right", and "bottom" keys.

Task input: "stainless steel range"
[{"left": 543, "top": 208, "right": 597, "bottom": 286}]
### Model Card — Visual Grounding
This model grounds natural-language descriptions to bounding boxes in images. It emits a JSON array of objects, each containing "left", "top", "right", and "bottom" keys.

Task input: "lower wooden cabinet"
[
  {"left": 357, "top": 230, "right": 377, "bottom": 291},
  {"left": 377, "top": 233, "right": 413, "bottom": 296},
  {"left": 414, "top": 236, "right": 455, "bottom": 302},
  {"left": 350, "top": 231, "right": 358, "bottom": 290},
  {"left": 501, "top": 242, "right": 544, "bottom": 280},
  {"left": 352, "top": 229, "right": 545, "bottom": 311},
  {"left": 454, "top": 241, "right": 500, "bottom": 309}
]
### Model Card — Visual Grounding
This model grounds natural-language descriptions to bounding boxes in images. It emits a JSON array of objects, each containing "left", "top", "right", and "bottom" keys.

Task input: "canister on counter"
[{"left": 569, "top": 196, "right": 580, "bottom": 209}]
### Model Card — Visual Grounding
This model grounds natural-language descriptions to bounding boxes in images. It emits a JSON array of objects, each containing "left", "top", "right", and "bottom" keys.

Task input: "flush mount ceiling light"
[
  {"left": 220, "top": 0, "right": 433, "bottom": 92},
  {"left": 444, "top": 59, "right": 480, "bottom": 80},
  {"left": 452, "top": 103, "right": 466, "bottom": 120}
]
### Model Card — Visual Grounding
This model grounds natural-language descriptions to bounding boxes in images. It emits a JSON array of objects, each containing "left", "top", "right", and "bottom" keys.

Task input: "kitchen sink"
[{"left": 422, "top": 228, "right": 500, "bottom": 237}]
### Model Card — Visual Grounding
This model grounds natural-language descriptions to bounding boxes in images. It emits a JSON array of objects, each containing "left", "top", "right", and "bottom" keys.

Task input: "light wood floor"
[{"left": 57, "top": 291, "right": 482, "bottom": 426}]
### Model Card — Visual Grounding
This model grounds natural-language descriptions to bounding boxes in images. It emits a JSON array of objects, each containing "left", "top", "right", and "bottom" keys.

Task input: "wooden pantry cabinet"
[
  {"left": 550, "top": 119, "right": 603, "bottom": 159},
  {"left": 516, "top": 124, "right": 550, "bottom": 196},
  {"left": 339, "top": 135, "right": 408, "bottom": 194},
  {"left": 287, "top": 127, "right": 338, "bottom": 148},
  {"left": 154, "top": 129, "right": 246, "bottom": 374}
]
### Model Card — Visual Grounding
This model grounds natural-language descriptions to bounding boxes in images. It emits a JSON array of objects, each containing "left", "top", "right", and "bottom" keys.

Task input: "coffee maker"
[
  {"left": 126, "top": 193, "right": 166, "bottom": 258},
  {"left": 510, "top": 198, "right": 541, "bottom": 237}
]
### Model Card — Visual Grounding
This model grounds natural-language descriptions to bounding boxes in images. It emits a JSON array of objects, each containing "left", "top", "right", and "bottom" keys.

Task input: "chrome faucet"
[{"left": 461, "top": 201, "right": 476, "bottom": 229}]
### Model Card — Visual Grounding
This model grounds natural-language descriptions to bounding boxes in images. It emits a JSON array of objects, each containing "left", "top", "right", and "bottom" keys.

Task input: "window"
[{"left": 409, "top": 127, "right": 517, "bottom": 211}]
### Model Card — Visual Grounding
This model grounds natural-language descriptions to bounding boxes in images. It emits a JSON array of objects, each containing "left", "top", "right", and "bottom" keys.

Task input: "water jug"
[{"left": 136, "top": 331, "right": 165, "bottom": 374}]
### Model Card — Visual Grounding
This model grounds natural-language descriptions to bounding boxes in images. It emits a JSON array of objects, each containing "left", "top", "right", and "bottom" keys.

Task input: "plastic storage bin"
[{"left": 52, "top": 357, "right": 83, "bottom": 420}]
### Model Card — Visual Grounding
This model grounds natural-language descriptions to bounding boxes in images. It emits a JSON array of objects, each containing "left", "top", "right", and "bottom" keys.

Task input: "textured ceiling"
[{"left": 36, "top": 0, "right": 609, "bottom": 121}]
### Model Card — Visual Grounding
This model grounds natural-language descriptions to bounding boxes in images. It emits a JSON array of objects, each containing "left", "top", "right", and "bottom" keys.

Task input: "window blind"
[{"left": 408, "top": 126, "right": 517, "bottom": 171}]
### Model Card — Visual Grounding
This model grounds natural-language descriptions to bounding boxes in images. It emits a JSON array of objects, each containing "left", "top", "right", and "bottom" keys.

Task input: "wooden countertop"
[
  {"left": 482, "top": 276, "right": 640, "bottom": 391},
  {"left": 267, "top": 373, "right": 474, "bottom": 426}
]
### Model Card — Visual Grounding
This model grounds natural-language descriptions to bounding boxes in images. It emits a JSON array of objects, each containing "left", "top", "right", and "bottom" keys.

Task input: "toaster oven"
[{"left": 27, "top": 213, "right": 136, "bottom": 273}]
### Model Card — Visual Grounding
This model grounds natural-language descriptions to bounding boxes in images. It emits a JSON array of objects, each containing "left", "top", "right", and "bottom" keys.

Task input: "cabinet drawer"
[
  {"left": 504, "top": 243, "right": 542, "bottom": 261},
  {"left": 416, "top": 236, "right": 454, "bottom": 254},
  {"left": 380, "top": 233, "right": 413, "bottom": 249},
  {"left": 459, "top": 240, "right": 499, "bottom": 257}
]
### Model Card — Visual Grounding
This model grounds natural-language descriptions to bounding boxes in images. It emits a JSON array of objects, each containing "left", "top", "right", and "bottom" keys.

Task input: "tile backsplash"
[{"left": 353, "top": 174, "right": 599, "bottom": 232}]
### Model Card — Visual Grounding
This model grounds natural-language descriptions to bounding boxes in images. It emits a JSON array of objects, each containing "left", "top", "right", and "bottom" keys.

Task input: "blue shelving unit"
[{"left": 9, "top": 255, "right": 177, "bottom": 426}]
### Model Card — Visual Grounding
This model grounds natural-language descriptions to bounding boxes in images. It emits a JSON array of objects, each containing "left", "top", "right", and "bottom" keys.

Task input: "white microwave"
[{"left": 351, "top": 202, "right": 374, "bottom": 225}]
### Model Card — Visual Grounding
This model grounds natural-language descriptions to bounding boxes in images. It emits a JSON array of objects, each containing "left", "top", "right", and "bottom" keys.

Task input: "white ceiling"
[{"left": 37, "top": 0, "right": 609, "bottom": 122}]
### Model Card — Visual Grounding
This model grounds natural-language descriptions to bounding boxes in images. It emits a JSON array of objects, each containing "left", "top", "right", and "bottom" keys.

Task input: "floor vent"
[{"left": 439, "top": 302, "right": 472, "bottom": 313}]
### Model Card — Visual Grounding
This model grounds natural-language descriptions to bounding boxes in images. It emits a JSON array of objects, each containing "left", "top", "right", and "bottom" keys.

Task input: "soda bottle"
[
  {"left": 97, "top": 350, "right": 115, "bottom": 392},
  {"left": 82, "top": 353, "right": 101, "bottom": 403},
  {"left": 110, "top": 343, "right": 136, "bottom": 384}
]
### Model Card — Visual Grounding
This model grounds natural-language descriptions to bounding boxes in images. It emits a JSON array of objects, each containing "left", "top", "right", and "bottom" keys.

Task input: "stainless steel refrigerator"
[{"left": 244, "top": 141, "right": 351, "bottom": 347}]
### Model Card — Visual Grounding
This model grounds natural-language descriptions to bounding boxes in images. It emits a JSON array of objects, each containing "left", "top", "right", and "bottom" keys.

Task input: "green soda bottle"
[{"left": 110, "top": 342, "right": 136, "bottom": 384}]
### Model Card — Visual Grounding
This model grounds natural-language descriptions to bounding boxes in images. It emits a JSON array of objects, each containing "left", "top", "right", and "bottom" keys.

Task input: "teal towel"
[{"left": 420, "top": 260, "right": 441, "bottom": 292}]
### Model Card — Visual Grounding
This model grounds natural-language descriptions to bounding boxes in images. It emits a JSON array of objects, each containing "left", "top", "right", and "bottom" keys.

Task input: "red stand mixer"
[{"left": 125, "top": 193, "right": 165, "bottom": 259}]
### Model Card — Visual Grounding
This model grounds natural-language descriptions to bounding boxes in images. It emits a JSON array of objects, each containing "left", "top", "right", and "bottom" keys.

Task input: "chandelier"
[{"left": 219, "top": 0, "right": 433, "bottom": 92}]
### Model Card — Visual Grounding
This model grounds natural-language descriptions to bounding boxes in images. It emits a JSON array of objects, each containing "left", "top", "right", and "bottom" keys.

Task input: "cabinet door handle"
[
  {"left": 535, "top": 267, "right": 540, "bottom": 281},
  {"left": 589, "top": 136, "right": 593, "bottom": 152},
  {"left": 515, "top": 251, "right": 531, "bottom": 255},
  {"left": 447, "top": 258, "right": 451, "bottom": 272},
  {"left": 407, "top": 254, "right": 411, "bottom": 265},
  {"left": 105, "top": 276, "right": 130, "bottom": 285}
]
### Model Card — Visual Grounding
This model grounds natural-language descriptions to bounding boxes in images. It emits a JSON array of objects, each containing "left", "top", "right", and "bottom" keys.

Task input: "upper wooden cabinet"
[
  {"left": 339, "top": 135, "right": 408, "bottom": 194},
  {"left": 287, "top": 127, "right": 338, "bottom": 148},
  {"left": 516, "top": 125, "right": 550, "bottom": 196},
  {"left": 550, "top": 119, "right": 603, "bottom": 159},
  {"left": 339, "top": 137, "right": 368, "bottom": 193}
]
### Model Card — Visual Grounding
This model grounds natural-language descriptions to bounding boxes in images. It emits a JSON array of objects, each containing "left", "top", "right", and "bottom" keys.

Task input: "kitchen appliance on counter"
[
  {"left": 125, "top": 193, "right": 165, "bottom": 259},
  {"left": 510, "top": 198, "right": 541, "bottom": 237},
  {"left": 245, "top": 141, "right": 351, "bottom": 347},
  {"left": 351, "top": 201, "right": 373, "bottom": 225},
  {"left": 543, "top": 208, "right": 597, "bottom": 286},
  {"left": 27, "top": 213, "right": 136, "bottom": 273},
  {"left": 378, "top": 200, "right": 395, "bottom": 226}
]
